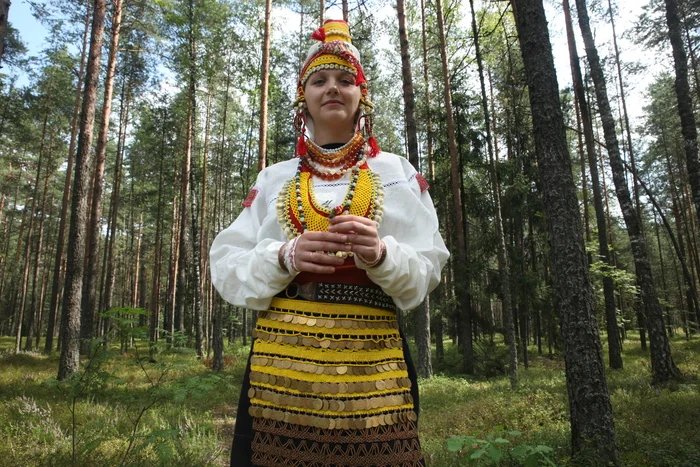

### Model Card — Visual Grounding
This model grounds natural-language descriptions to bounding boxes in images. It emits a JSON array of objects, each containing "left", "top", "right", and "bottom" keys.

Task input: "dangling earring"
[
  {"left": 358, "top": 113, "right": 380, "bottom": 158},
  {"left": 294, "top": 110, "right": 307, "bottom": 157}
]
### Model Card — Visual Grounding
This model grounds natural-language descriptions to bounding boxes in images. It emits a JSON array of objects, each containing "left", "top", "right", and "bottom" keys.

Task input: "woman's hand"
[
  {"left": 293, "top": 231, "right": 352, "bottom": 274},
  {"left": 328, "top": 215, "right": 382, "bottom": 264}
]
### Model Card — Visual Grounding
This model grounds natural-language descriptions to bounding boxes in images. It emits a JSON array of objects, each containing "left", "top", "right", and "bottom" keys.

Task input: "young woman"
[{"left": 210, "top": 19, "right": 449, "bottom": 467}]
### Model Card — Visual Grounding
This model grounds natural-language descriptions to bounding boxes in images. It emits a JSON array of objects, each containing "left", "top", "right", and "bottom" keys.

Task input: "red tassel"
[
  {"left": 368, "top": 136, "right": 380, "bottom": 158},
  {"left": 354, "top": 68, "right": 366, "bottom": 86},
  {"left": 296, "top": 135, "right": 307, "bottom": 157},
  {"left": 311, "top": 28, "right": 326, "bottom": 42}
]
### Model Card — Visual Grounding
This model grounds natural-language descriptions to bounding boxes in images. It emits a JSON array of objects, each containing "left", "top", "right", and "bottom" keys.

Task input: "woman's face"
[{"left": 304, "top": 68, "right": 362, "bottom": 132}]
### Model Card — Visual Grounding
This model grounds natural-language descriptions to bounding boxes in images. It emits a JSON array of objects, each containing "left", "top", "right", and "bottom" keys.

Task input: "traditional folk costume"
[{"left": 210, "top": 19, "right": 449, "bottom": 467}]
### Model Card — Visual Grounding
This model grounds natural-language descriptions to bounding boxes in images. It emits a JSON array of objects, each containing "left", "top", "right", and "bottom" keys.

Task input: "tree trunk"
[
  {"left": 342, "top": 0, "right": 348, "bottom": 22},
  {"left": 184, "top": 0, "right": 204, "bottom": 358},
  {"left": 46, "top": 0, "right": 91, "bottom": 353},
  {"left": 470, "top": 0, "right": 517, "bottom": 387},
  {"left": 132, "top": 217, "right": 142, "bottom": 309},
  {"left": 397, "top": 0, "right": 431, "bottom": 379},
  {"left": 58, "top": 0, "right": 107, "bottom": 381},
  {"left": 608, "top": 0, "right": 642, "bottom": 221},
  {"left": 25, "top": 137, "right": 56, "bottom": 351},
  {"left": 0, "top": 0, "right": 10, "bottom": 67},
  {"left": 257, "top": 0, "right": 272, "bottom": 172},
  {"left": 435, "top": 0, "right": 473, "bottom": 374},
  {"left": 81, "top": 0, "right": 122, "bottom": 353},
  {"left": 575, "top": 0, "right": 681, "bottom": 384},
  {"left": 15, "top": 114, "right": 48, "bottom": 352},
  {"left": 563, "top": 0, "right": 622, "bottom": 369},
  {"left": 213, "top": 56, "right": 232, "bottom": 369},
  {"left": 101, "top": 82, "right": 129, "bottom": 337},
  {"left": 665, "top": 0, "right": 700, "bottom": 226},
  {"left": 420, "top": 0, "right": 434, "bottom": 181},
  {"left": 200, "top": 91, "right": 212, "bottom": 355},
  {"left": 150, "top": 109, "right": 167, "bottom": 348},
  {"left": 512, "top": 0, "right": 619, "bottom": 462}
]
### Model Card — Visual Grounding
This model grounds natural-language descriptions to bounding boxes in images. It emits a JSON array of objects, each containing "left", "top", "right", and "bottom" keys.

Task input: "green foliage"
[{"left": 447, "top": 427, "right": 556, "bottom": 466}]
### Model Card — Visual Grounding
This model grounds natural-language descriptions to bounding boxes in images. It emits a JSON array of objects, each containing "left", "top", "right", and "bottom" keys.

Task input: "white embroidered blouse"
[{"left": 209, "top": 151, "right": 450, "bottom": 311}]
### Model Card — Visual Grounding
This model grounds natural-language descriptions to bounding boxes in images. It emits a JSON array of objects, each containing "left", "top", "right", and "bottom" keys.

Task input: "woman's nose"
[{"left": 326, "top": 81, "right": 339, "bottom": 94}]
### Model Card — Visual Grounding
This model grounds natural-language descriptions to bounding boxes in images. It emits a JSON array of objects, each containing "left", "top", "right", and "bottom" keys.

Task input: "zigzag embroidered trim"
[{"left": 251, "top": 417, "right": 425, "bottom": 467}]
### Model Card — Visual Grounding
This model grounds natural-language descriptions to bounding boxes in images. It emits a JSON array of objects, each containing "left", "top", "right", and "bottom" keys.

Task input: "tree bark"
[
  {"left": 511, "top": 0, "right": 619, "bottom": 462},
  {"left": 397, "top": 0, "right": 431, "bottom": 379},
  {"left": 563, "top": 0, "right": 622, "bottom": 369},
  {"left": 257, "top": 0, "right": 272, "bottom": 172},
  {"left": 46, "top": 0, "right": 91, "bottom": 353},
  {"left": 0, "top": 0, "right": 10, "bottom": 67},
  {"left": 100, "top": 82, "right": 128, "bottom": 337},
  {"left": 435, "top": 0, "right": 473, "bottom": 374},
  {"left": 81, "top": 0, "right": 122, "bottom": 353},
  {"left": 15, "top": 114, "right": 48, "bottom": 352},
  {"left": 665, "top": 0, "right": 700, "bottom": 227},
  {"left": 150, "top": 109, "right": 167, "bottom": 348},
  {"left": 575, "top": 0, "right": 681, "bottom": 384},
  {"left": 420, "top": 0, "right": 434, "bottom": 182},
  {"left": 58, "top": 0, "right": 107, "bottom": 380},
  {"left": 25, "top": 136, "right": 56, "bottom": 351}
]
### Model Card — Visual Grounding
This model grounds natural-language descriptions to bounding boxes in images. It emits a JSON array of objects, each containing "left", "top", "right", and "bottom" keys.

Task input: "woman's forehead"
[{"left": 307, "top": 68, "right": 355, "bottom": 79}]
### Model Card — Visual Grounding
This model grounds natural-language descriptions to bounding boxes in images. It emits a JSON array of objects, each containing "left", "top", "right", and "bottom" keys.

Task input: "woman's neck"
[{"left": 312, "top": 124, "right": 354, "bottom": 147}]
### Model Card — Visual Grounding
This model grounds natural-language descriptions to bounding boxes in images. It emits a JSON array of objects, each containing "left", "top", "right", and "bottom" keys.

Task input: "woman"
[{"left": 210, "top": 19, "right": 449, "bottom": 467}]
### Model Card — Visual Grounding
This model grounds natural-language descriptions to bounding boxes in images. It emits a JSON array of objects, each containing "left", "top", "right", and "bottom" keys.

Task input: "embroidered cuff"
[{"left": 357, "top": 241, "right": 387, "bottom": 268}]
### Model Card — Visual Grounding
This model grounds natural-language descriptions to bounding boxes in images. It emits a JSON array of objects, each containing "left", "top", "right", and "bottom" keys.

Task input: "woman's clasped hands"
[{"left": 287, "top": 215, "right": 383, "bottom": 274}]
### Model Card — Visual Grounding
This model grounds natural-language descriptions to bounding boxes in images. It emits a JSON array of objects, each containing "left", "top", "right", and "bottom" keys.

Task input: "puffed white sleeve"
[
  {"left": 210, "top": 169, "right": 297, "bottom": 310},
  {"left": 356, "top": 157, "right": 449, "bottom": 310}
]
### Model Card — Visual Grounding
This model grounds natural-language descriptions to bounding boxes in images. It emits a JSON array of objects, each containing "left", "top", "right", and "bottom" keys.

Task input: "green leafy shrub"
[{"left": 447, "top": 427, "right": 557, "bottom": 466}]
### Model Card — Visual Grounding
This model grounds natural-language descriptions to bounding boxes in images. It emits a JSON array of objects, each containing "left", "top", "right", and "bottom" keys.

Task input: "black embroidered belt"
[{"left": 276, "top": 281, "right": 396, "bottom": 311}]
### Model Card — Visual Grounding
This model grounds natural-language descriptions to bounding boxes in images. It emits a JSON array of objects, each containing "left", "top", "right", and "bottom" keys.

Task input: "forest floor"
[{"left": 0, "top": 333, "right": 699, "bottom": 466}]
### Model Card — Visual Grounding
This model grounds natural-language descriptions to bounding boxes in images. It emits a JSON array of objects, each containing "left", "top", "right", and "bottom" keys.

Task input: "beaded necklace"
[
  {"left": 301, "top": 133, "right": 366, "bottom": 180},
  {"left": 277, "top": 140, "right": 385, "bottom": 246}
]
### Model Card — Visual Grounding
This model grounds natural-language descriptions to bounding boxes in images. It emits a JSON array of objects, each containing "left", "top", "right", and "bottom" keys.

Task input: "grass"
[{"left": 0, "top": 333, "right": 699, "bottom": 466}]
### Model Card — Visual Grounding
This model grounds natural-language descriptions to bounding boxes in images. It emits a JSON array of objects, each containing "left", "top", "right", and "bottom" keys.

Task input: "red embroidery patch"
[
  {"left": 242, "top": 188, "right": 259, "bottom": 208},
  {"left": 416, "top": 173, "right": 430, "bottom": 193}
]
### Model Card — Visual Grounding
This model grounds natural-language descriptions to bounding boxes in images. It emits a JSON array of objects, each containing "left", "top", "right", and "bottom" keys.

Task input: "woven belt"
[{"left": 276, "top": 281, "right": 396, "bottom": 311}]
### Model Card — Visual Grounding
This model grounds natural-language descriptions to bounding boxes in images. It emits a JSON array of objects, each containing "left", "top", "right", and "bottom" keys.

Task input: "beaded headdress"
[{"left": 293, "top": 19, "right": 379, "bottom": 157}]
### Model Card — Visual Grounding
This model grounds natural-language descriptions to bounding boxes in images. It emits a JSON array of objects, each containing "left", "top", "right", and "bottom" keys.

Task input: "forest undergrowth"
[{"left": 0, "top": 333, "right": 698, "bottom": 467}]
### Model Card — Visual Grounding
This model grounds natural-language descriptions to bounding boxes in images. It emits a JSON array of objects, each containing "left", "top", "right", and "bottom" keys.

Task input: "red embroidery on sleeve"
[
  {"left": 242, "top": 188, "right": 259, "bottom": 207},
  {"left": 416, "top": 173, "right": 430, "bottom": 193}
]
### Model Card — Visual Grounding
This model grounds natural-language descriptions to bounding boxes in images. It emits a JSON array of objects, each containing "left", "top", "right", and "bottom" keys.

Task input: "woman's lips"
[{"left": 323, "top": 100, "right": 343, "bottom": 106}]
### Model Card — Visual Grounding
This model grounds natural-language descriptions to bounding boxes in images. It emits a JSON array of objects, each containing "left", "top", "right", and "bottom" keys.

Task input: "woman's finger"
[
  {"left": 328, "top": 220, "right": 376, "bottom": 235},
  {"left": 302, "top": 231, "right": 349, "bottom": 243},
  {"left": 298, "top": 250, "right": 345, "bottom": 265},
  {"left": 343, "top": 233, "right": 377, "bottom": 246},
  {"left": 298, "top": 240, "right": 352, "bottom": 253}
]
